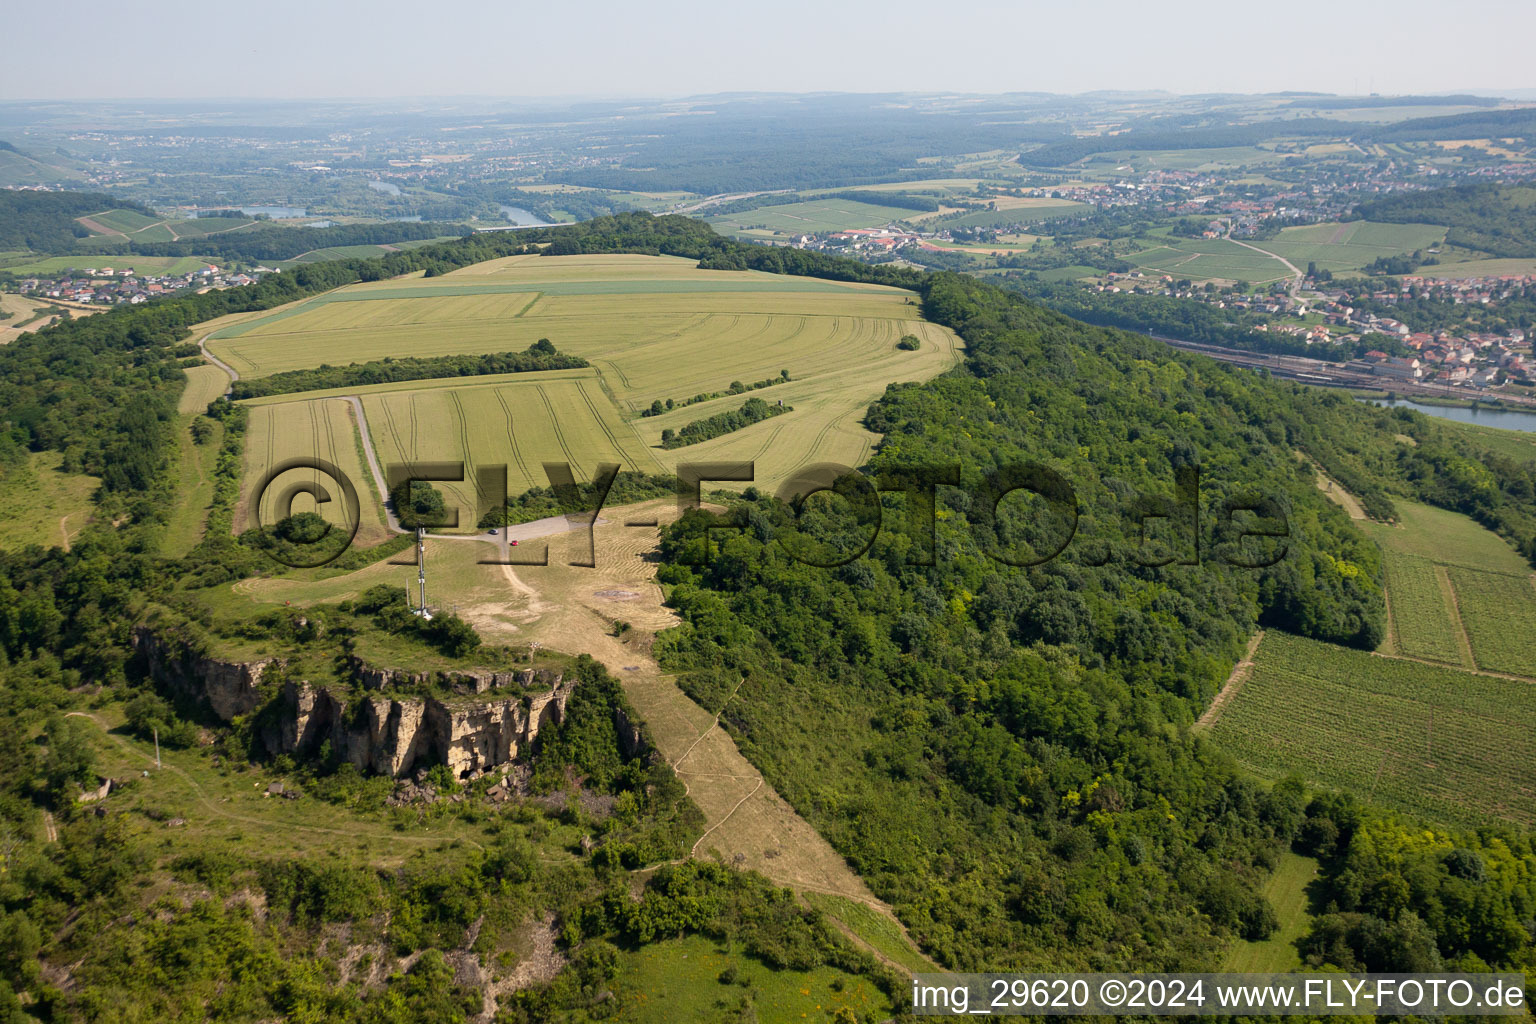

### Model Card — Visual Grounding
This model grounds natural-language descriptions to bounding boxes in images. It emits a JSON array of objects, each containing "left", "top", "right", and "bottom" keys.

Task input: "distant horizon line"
[{"left": 4, "top": 88, "right": 1536, "bottom": 106}]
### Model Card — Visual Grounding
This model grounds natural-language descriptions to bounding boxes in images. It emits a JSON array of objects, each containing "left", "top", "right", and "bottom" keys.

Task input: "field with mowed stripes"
[
  {"left": 238, "top": 396, "right": 390, "bottom": 544},
  {"left": 221, "top": 254, "right": 962, "bottom": 525}
]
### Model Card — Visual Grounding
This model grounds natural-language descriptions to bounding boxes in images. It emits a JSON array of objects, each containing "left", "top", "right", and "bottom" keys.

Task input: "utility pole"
[{"left": 154, "top": 727, "right": 161, "bottom": 770}]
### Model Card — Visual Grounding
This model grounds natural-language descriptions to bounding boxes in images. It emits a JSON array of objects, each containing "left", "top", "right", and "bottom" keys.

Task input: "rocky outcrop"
[
  {"left": 612, "top": 705, "right": 647, "bottom": 760},
  {"left": 134, "top": 626, "right": 277, "bottom": 721},
  {"left": 136, "top": 626, "right": 575, "bottom": 780},
  {"left": 350, "top": 659, "right": 564, "bottom": 696},
  {"left": 266, "top": 676, "right": 573, "bottom": 779}
]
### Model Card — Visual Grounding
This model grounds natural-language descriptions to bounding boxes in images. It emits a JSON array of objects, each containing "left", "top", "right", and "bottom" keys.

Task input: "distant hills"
[{"left": 0, "top": 140, "right": 82, "bottom": 187}]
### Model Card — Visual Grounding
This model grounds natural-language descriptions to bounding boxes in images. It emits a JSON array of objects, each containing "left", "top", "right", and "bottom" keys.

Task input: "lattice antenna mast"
[{"left": 413, "top": 527, "right": 433, "bottom": 619}]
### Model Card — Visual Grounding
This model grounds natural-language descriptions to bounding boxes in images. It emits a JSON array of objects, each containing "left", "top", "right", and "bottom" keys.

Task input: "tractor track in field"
[
  {"left": 572, "top": 378, "right": 638, "bottom": 472},
  {"left": 494, "top": 387, "right": 535, "bottom": 486},
  {"left": 534, "top": 384, "right": 581, "bottom": 472}
]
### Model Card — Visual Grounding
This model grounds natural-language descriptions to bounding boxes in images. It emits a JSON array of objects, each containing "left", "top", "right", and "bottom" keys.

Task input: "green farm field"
[
  {"left": 932, "top": 201, "right": 1085, "bottom": 230},
  {"left": 1260, "top": 221, "right": 1447, "bottom": 273},
  {"left": 1446, "top": 567, "right": 1536, "bottom": 677},
  {"left": 81, "top": 208, "right": 163, "bottom": 235},
  {"left": 0, "top": 254, "right": 212, "bottom": 276},
  {"left": 214, "top": 255, "right": 961, "bottom": 513},
  {"left": 1126, "top": 238, "right": 1293, "bottom": 283},
  {"left": 1206, "top": 631, "right": 1536, "bottom": 828},
  {"left": 178, "top": 364, "right": 231, "bottom": 414},
  {"left": 359, "top": 372, "right": 654, "bottom": 515},
  {"left": 1364, "top": 499, "right": 1532, "bottom": 575},
  {"left": 1379, "top": 551, "right": 1469, "bottom": 666},
  {"left": 1126, "top": 221, "right": 1444, "bottom": 283},
  {"left": 705, "top": 197, "right": 920, "bottom": 238}
]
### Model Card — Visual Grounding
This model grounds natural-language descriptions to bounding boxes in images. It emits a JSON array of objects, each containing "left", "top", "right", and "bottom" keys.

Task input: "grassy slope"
[
  {"left": 0, "top": 450, "right": 99, "bottom": 551},
  {"left": 1221, "top": 852, "right": 1320, "bottom": 972},
  {"left": 609, "top": 934, "right": 893, "bottom": 1022}
]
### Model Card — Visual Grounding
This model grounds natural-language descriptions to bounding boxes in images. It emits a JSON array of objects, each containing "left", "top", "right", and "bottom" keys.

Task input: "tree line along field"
[
  {"left": 1206, "top": 631, "right": 1536, "bottom": 829},
  {"left": 218, "top": 254, "right": 962, "bottom": 517}
]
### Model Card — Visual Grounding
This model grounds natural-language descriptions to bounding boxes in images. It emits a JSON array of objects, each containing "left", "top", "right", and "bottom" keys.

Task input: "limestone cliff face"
[
  {"left": 134, "top": 626, "right": 276, "bottom": 721},
  {"left": 267, "top": 676, "right": 573, "bottom": 779},
  {"left": 137, "top": 626, "right": 572, "bottom": 779}
]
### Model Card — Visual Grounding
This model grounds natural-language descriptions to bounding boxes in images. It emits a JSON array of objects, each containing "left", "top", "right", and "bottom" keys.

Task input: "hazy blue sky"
[{"left": 6, "top": 0, "right": 1534, "bottom": 100}]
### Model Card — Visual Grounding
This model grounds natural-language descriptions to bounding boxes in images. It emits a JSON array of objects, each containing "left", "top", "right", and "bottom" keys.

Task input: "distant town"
[{"left": 17, "top": 264, "right": 273, "bottom": 305}]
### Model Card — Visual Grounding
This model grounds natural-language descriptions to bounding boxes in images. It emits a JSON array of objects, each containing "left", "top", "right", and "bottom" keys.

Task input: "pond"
[{"left": 498, "top": 205, "right": 551, "bottom": 227}]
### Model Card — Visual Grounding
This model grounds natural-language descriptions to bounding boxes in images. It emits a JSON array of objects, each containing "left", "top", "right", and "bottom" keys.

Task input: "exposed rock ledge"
[{"left": 134, "top": 626, "right": 573, "bottom": 780}]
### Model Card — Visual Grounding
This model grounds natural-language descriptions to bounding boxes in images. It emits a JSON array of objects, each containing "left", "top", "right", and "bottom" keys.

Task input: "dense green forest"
[
  {"left": 228, "top": 341, "right": 587, "bottom": 399},
  {"left": 2, "top": 212, "right": 1534, "bottom": 1014},
  {"left": 129, "top": 220, "right": 474, "bottom": 261},
  {"left": 1018, "top": 119, "right": 1348, "bottom": 167},
  {"left": 1355, "top": 184, "right": 1536, "bottom": 258},
  {"left": 1019, "top": 107, "right": 1536, "bottom": 168},
  {"left": 0, "top": 191, "right": 156, "bottom": 251},
  {"left": 651, "top": 268, "right": 1536, "bottom": 974}
]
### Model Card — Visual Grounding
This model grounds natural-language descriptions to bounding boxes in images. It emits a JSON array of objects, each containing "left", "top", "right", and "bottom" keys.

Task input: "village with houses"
[{"left": 13, "top": 263, "right": 271, "bottom": 306}]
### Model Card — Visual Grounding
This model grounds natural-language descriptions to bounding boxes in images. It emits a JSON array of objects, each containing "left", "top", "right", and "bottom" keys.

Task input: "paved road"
[{"left": 197, "top": 332, "right": 240, "bottom": 393}]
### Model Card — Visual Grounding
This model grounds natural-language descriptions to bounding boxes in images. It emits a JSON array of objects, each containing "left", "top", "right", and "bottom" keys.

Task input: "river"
[{"left": 1367, "top": 398, "right": 1536, "bottom": 434}]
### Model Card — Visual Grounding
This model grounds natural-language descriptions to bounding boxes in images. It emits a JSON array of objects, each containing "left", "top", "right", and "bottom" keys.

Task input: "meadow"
[
  {"left": 214, "top": 255, "right": 961, "bottom": 513},
  {"left": 1220, "top": 852, "right": 1319, "bottom": 972},
  {"left": 608, "top": 934, "right": 893, "bottom": 1022},
  {"left": 0, "top": 451, "right": 98, "bottom": 551},
  {"left": 1364, "top": 498, "right": 1532, "bottom": 575},
  {"left": 1206, "top": 631, "right": 1536, "bottom": 828}
]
